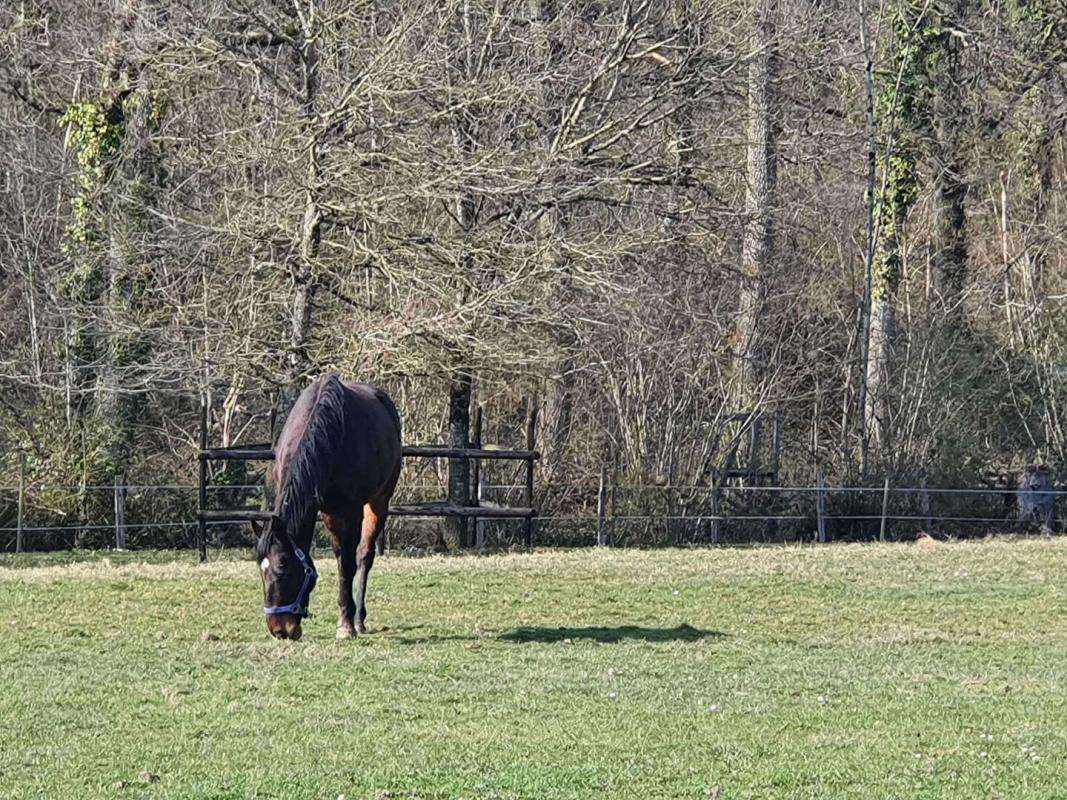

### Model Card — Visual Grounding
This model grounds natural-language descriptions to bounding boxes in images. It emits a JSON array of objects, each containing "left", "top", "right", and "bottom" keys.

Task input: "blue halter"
[{"left": 263, "top": 539, "right": 318, "bottom": 618}]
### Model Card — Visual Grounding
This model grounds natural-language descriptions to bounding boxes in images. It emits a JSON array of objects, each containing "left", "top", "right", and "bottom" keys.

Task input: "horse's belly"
[{"left": 318, "top": 481, "right": 377, "bottom": 515}]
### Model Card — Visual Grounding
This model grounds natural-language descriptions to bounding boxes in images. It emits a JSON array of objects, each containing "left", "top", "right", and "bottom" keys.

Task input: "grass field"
[{"left": 1, "top": 538, "right": 1065, "bottom": 799}]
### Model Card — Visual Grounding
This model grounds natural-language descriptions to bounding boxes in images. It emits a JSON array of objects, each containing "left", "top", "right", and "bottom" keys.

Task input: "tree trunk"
[
  {"left": 445, "top": 373, "right": 472, "bottom": 548},
  {"left": 863, "top": 0, "right": 929, "bottom": 458},
  {"left": 857, "top": 0, "right": 877, "bottom": 474},
  {"left": 67, "top": 0, "right": 146, "bottom": 485},
  {"left": 98, "top": 73, "right": 164, "bottom": 478},
  {"left": 437, "top": 2, "right": 481, "bottom": 548},
  {"left": 931, "top": 166, "right": 966, "bottom": 316},
  {"left": 276, "top": 4, "right": 321, "bottom": 435},
  {"left": 736, "top": 0, "right": 778, "bottom": 410},
  {"left": 1021, "top": 82, "right": 1060, "bottom": 459},
  {"left": 865, "top": 159, "right": 912, "bottom": 453},
  {"left": 444, "top": 171, "right": 475, "bottom": 546},
  {"left": 528, "top": 0, "right": 576, "bottom": 473},
  {"left": 930, "top": 0, "right": 967, "bottom": 320},
  {"left": 865, "top": 293, "right": 897, "bottom": 452},
  {"left": 1021, "top": 82, "right": 1054, "bottom": 312}
]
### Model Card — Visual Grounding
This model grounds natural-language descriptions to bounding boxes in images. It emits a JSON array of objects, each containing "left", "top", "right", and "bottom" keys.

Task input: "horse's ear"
[{"left": 250, "top": 518, "right": 264, "bottom": 538}]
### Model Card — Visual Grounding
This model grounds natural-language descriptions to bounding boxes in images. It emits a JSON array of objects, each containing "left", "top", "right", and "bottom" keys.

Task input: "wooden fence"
[{"left": 196, "top": 400, "right": 539, "bottom": 561}]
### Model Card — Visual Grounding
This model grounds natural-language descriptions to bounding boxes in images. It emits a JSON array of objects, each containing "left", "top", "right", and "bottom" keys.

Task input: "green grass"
[{"left": 1, "top": 539, "right": 1065, "bottom": 799}]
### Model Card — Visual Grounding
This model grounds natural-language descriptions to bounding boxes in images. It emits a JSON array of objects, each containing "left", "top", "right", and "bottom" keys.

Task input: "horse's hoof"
[
  {"left": 355, "top": 623, "right": 367, "bottom": 635},
  {"left": 336, "top": 625, "right": 357, "bottom": 640}
]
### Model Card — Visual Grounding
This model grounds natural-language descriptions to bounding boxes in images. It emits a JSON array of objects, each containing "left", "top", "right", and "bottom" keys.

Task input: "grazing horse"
[{"left": 251, "top": 373, "right": 401, "bottom": 640}]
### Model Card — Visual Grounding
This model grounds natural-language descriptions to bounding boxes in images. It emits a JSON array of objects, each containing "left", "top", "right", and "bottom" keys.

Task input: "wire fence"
[{"left": 0, "top": 477, "right": 1061, "bottom": 553}]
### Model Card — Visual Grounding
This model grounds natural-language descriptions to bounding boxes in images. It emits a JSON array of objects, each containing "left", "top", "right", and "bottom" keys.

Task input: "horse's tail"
[{"left": 279, "top": 373, "right": 348, "bottom": 536}]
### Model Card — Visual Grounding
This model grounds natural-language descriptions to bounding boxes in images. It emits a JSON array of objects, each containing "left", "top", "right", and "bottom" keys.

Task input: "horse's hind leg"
[
  {"left": 355, "top": 495, "right": 389, "bottom": 635},
  {"left": 323, "top": 511, "right": 361, "bottom": 640}
]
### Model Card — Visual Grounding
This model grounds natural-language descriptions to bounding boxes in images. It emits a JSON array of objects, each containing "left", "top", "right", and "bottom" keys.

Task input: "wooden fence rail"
[{"left": 196, "top": 400, "right": 540, "bottom": 562}]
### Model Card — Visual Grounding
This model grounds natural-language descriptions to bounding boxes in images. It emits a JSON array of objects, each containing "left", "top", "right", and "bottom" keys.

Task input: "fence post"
[
  {"left": 16, "top": 454, "right": 25, "bottom": 554},
  {"left": 198, "top": 396, "right": 208, "bottom": 562},
  {"left": 816, "top": 470, "right": 827, "bottom": 544},
  {"left": 471, "top": 405, "right": 483, "bottom": 550},
  {"left": 710, "top": 479, "right": 722, "bottom": 544},
  {"left": 748, "top": 417, "right": 761, "bottom": 483},
  {"left": 921, "top": 480, "right": 932, "bottom": 532},
  {"left": 474, "top": 465, "right": 486, "bottom": 551},
  {"left": 879, "top": 477, "right": 890, "bottom": 542},
  {"left": 597, "top": 464, "right": 608, "bottom": 547},
  {"left": 268, "top": 399, "right": 278, "bottom": 447},
  {"left": 523, "top": 401, "right": 537, "bottom": 548},
  {"left": 114, "top": 472, "right": 127, "bottom": 550}
]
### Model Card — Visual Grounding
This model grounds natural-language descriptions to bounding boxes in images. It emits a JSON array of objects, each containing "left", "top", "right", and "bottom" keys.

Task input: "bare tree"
[{"left": 736, "top": 0, "right": 778, "bottom": 411}]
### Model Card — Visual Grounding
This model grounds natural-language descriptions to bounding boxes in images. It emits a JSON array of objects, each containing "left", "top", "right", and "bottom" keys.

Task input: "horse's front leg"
[{"left": 323, "top": 512, "right": 361, "bottom": 639}]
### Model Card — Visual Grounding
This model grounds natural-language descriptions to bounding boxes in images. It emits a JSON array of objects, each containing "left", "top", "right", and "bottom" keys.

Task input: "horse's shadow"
[
  {"left": 499, "top": 623, "right": 723, "bottom": 644},
  {"left": 389, "top": 623, "right": 722, "bottom": 645}
]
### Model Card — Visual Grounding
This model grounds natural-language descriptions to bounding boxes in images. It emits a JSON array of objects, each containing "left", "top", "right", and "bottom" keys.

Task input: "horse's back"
[
  {"left": 336, "top": 377, "right": 402, "bottom": 500},
  {"left": 275, "top": 374, "right": 402, "bottom": 509},
  {"left": 341, "top": 379, "right": 402, "bottom": 441}
]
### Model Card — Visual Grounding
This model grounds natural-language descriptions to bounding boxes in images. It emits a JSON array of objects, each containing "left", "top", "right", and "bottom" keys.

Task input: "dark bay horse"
[{"left": 251, "top": 373, "right": 401, "bottom": 640}]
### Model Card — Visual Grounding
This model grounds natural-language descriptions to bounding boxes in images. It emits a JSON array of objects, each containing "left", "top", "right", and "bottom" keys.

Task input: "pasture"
[{"left": 1, "top": 539, "right": 1065, "bottom": 799}]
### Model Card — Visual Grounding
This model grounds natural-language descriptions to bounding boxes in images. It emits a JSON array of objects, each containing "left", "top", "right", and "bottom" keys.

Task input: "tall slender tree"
[
  {"left": 865, "top": 0, "right": 936, "bottom": 454},
  {"left": 930, "top": 0, "right": 968, "bottom": 321},
  {"left": 737, "top": 0, "right": 778, "bottom": 411},
  {"left": 274, "top": 1, "right": 323, "bottom": 439}
]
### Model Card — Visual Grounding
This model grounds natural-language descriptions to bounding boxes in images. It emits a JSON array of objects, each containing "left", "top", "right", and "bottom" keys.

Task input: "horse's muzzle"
[{"left": 266, "top": 614, "right": 303, "bottom": 640}]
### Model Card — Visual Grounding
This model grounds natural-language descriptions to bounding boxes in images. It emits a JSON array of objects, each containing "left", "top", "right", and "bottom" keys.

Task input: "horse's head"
[{"left": 251, "top": 514, "right": 318, "bottom": 640}]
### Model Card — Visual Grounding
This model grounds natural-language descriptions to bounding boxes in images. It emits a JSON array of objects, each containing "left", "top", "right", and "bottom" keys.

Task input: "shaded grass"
[{"left": 1, "top": 538, "right": 1065, "bottom": 798}]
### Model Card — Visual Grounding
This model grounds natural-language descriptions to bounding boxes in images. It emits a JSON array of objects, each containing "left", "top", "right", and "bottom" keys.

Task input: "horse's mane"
[{"left": 262, "top": 373, "right": 348, "bottom": 553}]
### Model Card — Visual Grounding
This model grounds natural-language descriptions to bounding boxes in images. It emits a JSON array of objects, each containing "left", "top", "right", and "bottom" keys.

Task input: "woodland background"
[{"left": 0, "top": 0, "right": 1063, "bottom": 547}]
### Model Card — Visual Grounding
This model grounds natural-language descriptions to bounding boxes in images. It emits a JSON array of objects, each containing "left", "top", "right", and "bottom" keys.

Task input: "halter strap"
[{"left": 263, "top": 539, "right": 318, "bottom": 618}]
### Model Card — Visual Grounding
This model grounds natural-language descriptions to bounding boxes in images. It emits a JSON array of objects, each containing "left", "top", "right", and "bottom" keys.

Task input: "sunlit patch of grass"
[{"left": 1, "top": 538, "right": 1065, "bottom": 798}]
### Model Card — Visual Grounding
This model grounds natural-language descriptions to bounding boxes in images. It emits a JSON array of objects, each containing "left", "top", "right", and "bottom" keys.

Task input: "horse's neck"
[
  {"left": 289, "top": 515, "right": 317, "bottom": 552},
  {"left": 275, "top": 472, "right": 318, "bottom": 550}
]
